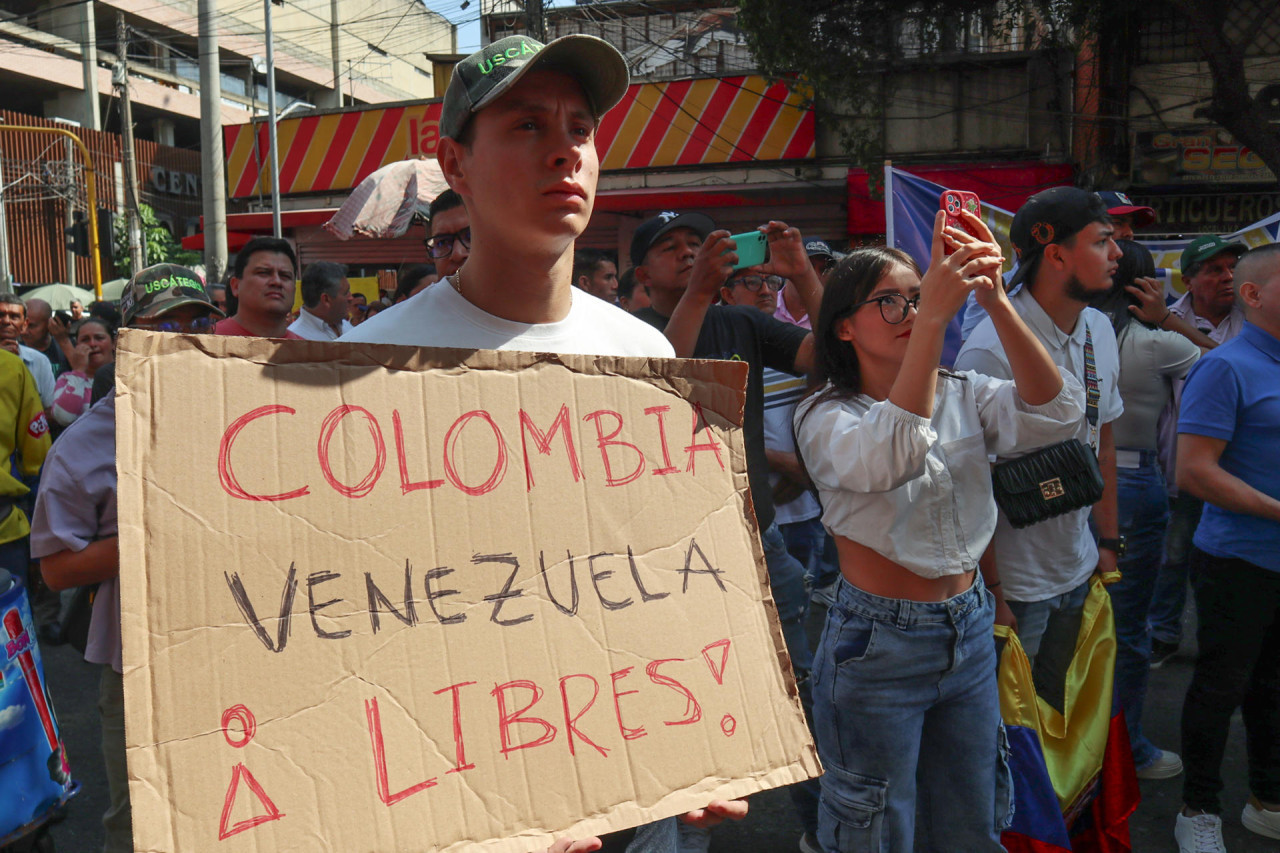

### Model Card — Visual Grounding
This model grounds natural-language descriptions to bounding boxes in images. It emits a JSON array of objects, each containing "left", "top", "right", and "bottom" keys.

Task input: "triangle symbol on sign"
[
  {"left": 219, "top": 763, "right": 286, "bottom": 840},
  {"left": 701, "top": 639, "right": 731, "bottom": 685}
]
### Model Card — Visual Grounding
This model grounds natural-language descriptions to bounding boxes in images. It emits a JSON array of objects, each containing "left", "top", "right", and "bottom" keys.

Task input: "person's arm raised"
[
  {"left": 663, "top": 231, "right": 737, "bottom": 358},
  {"left": 956, "top": 210, "right": 1060, "bottom": 406},
  {"left": 1126, "top": 276, "right": 1217, "bottom": 351},
  {"left": 754, "top": 221, "right": 823, "bottom": 374},
  {"left": 887, "top": 211, "right": 994, "bottom": 419}
]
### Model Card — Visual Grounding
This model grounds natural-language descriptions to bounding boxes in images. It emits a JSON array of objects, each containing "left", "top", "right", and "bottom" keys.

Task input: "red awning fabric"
[{"left": 847, "top": 162, "right": 1076, "bottom": 235}]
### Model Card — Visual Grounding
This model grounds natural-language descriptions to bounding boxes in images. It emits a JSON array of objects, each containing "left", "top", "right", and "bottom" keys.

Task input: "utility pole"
[
  {"left": 63, "top": 138, "right": 76, "bottom": 286},
  {"left": 0, "top": 139, "right": 11, "bottom": 294},
  {"left": 81, "top": 0, "right": 100, "bottom": 130},
  {"left": 115, "top": 13, "right": 145, "bottom": 273},
  {"left": 198, "top": 0, "right": 228, "bottom": 282},
  {"left": 330, "top": 0, "right": 342, "bottom": 108},
  {"left": 264, "top": 0, "right": 282, "bottom": 238},
  {"left": 524, "top": 0, "right": 545, "bottom": 42}
]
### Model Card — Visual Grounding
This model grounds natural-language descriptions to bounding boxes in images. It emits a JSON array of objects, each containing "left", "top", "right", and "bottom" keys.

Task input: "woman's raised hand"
[{"left": 920, "top": 210, "right": 1002, "bottom": 323}]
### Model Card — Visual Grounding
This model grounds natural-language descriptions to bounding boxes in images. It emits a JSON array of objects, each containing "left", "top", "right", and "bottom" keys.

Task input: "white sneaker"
[
  {"left": 1136, "top": 749, "right": 1184, "bottom": 780},
  {"left": 1242, "top": 801, "right": 1280, "bottom": 839},
  {"left": 1175, "top": 811, "right": 1226, "bottom": 853}
]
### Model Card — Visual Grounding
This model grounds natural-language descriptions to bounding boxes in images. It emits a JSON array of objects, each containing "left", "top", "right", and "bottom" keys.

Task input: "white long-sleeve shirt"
[{"left": 794, "top": 369, "right": 1083, "bottom": 579}]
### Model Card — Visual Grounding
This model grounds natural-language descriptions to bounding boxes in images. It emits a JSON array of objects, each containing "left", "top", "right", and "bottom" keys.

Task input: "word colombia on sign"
[{"left": 115, "top": 331, "right": 819, "bottom": 853}]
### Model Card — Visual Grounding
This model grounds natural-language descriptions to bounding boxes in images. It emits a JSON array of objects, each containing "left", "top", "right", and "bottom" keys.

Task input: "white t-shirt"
[
  {"left": 340, "top": 279, "right": 675, "bottom": 358},
  {"left": 955, "top": 289, "right": 1124, "bottom": 603}
]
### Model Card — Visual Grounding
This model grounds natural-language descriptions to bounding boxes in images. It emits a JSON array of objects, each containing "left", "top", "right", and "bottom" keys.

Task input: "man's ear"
[
  {"left": 229, "top": 277, "right": 241, "bottom": 299},
  {"left": 1237, "top": 280, "right": 1262, "bottom": 310},
  {"left": 719, "top": 285, "right": 734, "bottom": 305},
  {"left": 633, "top": 263, "right": 652, "bottom": 288},
  {"left": 1042, "top": 243, "right": 1067, "bottom": 271},
  {"left": 437, "top": 140, "right": 468, "bottom": 196}
]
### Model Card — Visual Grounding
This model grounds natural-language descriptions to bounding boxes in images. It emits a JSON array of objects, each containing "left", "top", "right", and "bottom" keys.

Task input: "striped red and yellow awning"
[{"left": 224, "top": 75, "right": 815, "bottom": 199}]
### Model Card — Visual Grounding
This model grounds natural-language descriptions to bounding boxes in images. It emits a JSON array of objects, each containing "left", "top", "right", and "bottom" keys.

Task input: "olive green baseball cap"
[
  {"left": 439, "top": 34, "right": 630, "bottom": 140},
  {"left": 120, "top": 263, "right": 225, "bottom": 326}
]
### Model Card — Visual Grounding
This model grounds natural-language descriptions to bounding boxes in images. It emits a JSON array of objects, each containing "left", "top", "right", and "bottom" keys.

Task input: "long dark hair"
[
  {"left": 812, "top": 246, "right": 921, "bottom": 398},
  {"left": 1091, "top": 239, "right": 1155, "bottom": 339}
]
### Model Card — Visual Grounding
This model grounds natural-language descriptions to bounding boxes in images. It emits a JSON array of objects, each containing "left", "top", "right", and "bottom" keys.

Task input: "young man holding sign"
[{"left": 343, "top": 34, "right": 746, "bottom": 853}]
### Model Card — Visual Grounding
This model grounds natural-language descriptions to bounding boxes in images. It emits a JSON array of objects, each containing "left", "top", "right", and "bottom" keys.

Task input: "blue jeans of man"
[
  {"left": 1107, "top": 459, "right": 1170, "bottom": 769},
  {"left": 1006, "top": 578, "right": 1091, "bottom": 713},
  {"left": 812, "top": 576, "right": 1010, "bottom": 852},
  {"left": 781, "top": 516, "right": 840, "bottom": 592},
  {"left": 761, "top": 521, "right": 819, "bottom": 838},
  {"left": 1148, "top": 491, "right": 1203, "bottom": 646}
]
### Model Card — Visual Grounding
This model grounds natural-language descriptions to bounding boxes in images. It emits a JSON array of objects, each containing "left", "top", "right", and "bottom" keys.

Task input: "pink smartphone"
[{"left": 940, "top": 190, "right": 981, "bottom": 254}]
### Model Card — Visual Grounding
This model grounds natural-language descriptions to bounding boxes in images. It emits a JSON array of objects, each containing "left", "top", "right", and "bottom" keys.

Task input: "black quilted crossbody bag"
[{"left": 991, "top": 326, "right": 1104, "bottom": 529}]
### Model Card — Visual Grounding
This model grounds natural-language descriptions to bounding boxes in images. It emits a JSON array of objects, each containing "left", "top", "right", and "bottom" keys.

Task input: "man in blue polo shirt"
[{"left": 1172, "top": 243, "right": 1280, "bottom": 853}]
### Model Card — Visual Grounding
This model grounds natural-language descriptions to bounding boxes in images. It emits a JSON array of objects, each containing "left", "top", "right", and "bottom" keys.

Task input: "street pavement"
[{"left": 29, "top": 602, "right": 1277, "bottom": 853}]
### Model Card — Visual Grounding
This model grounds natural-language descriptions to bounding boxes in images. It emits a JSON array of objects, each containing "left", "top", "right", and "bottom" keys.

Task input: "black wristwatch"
[{"left": 1097, "top": 536, "right": 1127, "bottom": 558}]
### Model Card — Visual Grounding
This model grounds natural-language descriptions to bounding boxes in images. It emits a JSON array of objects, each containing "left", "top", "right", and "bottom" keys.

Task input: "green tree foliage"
[
  {"left": 737, "top": 0, "right": 1280, "bottom": 179},
  {"left": 113, "top": 204, "right": 203, "bottom": 278}
]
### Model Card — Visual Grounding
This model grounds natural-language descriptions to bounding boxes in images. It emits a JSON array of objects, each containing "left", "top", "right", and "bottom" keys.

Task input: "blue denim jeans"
[
  {"left": 1107, "top": 460, "right": 1171, "bottom": 768},
  {"left": 812, "top": 576, "right": 1010, "bottom": 852},
  {"left": 762, "top": 521, "right": 814, "bottom": 677},
  {"left": 781, "top": 516, "right": 841, "bottom": 592},
  {"left": 1006, "top": 578, "right": 1091, "bottom": 714},
  {"left": 1148, "top": 491, "right": 1203, "bottom": 646},
  {"left": 761, "top": 521, "right": 820, "bottom": 837}
]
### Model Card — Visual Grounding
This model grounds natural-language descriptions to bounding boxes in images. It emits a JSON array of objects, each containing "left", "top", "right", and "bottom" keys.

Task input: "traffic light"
[
  {"left": 65, "top": 210, "right": 89, "bottom": 257},
  {"left": 96, "top": 207, "right": 116, "bottom": 264}
]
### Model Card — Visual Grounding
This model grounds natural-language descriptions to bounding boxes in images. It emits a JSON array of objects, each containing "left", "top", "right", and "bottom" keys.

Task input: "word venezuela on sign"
[{"left": 114, "top": 331, "right": 819, "bottom": 853}]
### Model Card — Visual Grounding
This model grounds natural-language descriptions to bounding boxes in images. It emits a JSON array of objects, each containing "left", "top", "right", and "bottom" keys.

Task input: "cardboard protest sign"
[{"left": 115, "top": 331, "right": 820, "bottom": 852}]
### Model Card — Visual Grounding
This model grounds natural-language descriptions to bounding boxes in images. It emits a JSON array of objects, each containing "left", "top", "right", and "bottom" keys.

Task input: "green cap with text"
[
  {"left": 439, "top": 34, "right": 630, "bottom": 140},
  {"left": 120, "top": 263, "right": 225, "bottom": 326}
]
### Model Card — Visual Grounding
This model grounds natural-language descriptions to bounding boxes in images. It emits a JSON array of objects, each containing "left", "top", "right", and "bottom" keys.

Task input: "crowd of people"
[{"left": 2, "top": 31, "right": 1276, "bottom": 853}]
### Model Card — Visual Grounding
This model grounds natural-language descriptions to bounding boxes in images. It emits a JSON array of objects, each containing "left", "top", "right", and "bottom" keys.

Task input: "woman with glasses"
[{"left": 794, "top": 211, "right": 1084, "bottom": 852}]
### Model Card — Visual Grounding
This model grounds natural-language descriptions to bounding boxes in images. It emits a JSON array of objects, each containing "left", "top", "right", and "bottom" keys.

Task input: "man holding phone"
[{"left": 630, "top": 211, "right": 824, "bottom": 850}]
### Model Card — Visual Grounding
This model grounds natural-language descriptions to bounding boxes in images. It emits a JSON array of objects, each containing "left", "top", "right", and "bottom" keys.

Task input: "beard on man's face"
[{"left": 1064, "top": 274, "right": 1109, "bottom": 304}]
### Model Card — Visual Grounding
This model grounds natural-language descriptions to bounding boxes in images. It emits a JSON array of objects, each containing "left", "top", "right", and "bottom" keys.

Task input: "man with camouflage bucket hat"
[{"left": 32, "top": 262, "right": 223, "bottom": 853}]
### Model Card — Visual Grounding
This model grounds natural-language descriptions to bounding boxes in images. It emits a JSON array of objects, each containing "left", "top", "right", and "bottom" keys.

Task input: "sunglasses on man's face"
[{"left": 133, "top": 316, "right": 218, "bottom": 334}]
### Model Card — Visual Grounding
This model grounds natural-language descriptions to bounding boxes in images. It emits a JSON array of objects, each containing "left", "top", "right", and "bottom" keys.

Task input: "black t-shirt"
[
  {"left": 634, "top": 304, "right": 807, "bottom": 530},
  {"left": 37, "top": 338, "right": 69, "bottom": 379}
]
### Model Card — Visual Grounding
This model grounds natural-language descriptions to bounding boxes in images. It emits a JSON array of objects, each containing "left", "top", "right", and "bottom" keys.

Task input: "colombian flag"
[{"left": 996, "top": 576, "right": 1139, "bottom": 852}]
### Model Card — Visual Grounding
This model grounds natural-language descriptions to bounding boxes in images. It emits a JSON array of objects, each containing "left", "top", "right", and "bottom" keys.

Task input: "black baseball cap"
[
  {"left": 1006, "top": 187, "right": 1111, "bottom": 288},
  {"left": 440, "top": 35, "right": 630, "bottom": 141},
  {"left": 629, "top": 211, "right": 716, "bottom": 267},
  {"left": 804, "top": 238, "right": 834, "bottom": 259},
  {"left": 120, "top": 264, "right": 225, "bottom": 326},
  {"left": 1097, "top": 191, "right": 1156, "bottom": 228}
]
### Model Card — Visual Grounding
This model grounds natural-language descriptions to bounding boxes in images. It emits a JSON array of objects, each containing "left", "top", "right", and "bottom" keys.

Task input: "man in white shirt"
[
  {"left": 342, "top": 33, "right": 745, "bottom": 853},
  {"left": 956, "top": 187, "right": 1124, "bottom": 686},
  {"left": 288, "top": 261, "right": 354, "bottom": 341}
]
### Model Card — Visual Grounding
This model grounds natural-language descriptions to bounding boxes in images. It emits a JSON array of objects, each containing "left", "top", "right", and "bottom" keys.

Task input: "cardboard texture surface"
[{"left": 115, "top": 331, "right": 820, "bottom": 852}]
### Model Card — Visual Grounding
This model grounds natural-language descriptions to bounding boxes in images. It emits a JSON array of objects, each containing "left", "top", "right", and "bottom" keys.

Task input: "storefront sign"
[
  {"left": 1132, "top": 129, "right": 1276, "bottom": 186},
  {"left": 1130, "top": 191, "right": 1280, "bottom": 234}
]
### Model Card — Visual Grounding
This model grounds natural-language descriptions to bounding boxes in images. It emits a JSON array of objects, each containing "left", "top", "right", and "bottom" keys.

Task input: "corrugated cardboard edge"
[{"left": 115, "top": 329, "right": 820, "bottom": 851}]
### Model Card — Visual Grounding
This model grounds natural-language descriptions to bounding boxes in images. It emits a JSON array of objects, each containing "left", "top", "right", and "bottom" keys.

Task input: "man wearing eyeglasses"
[
  {"left": 719, "top": 270, "right": 782, "bottom": 314},
  {"left": 424, "top": 189, "right": 471, "bottom": 278},
  {"left": 33, "top": 263, "right": 224, "bottom": 853}
]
